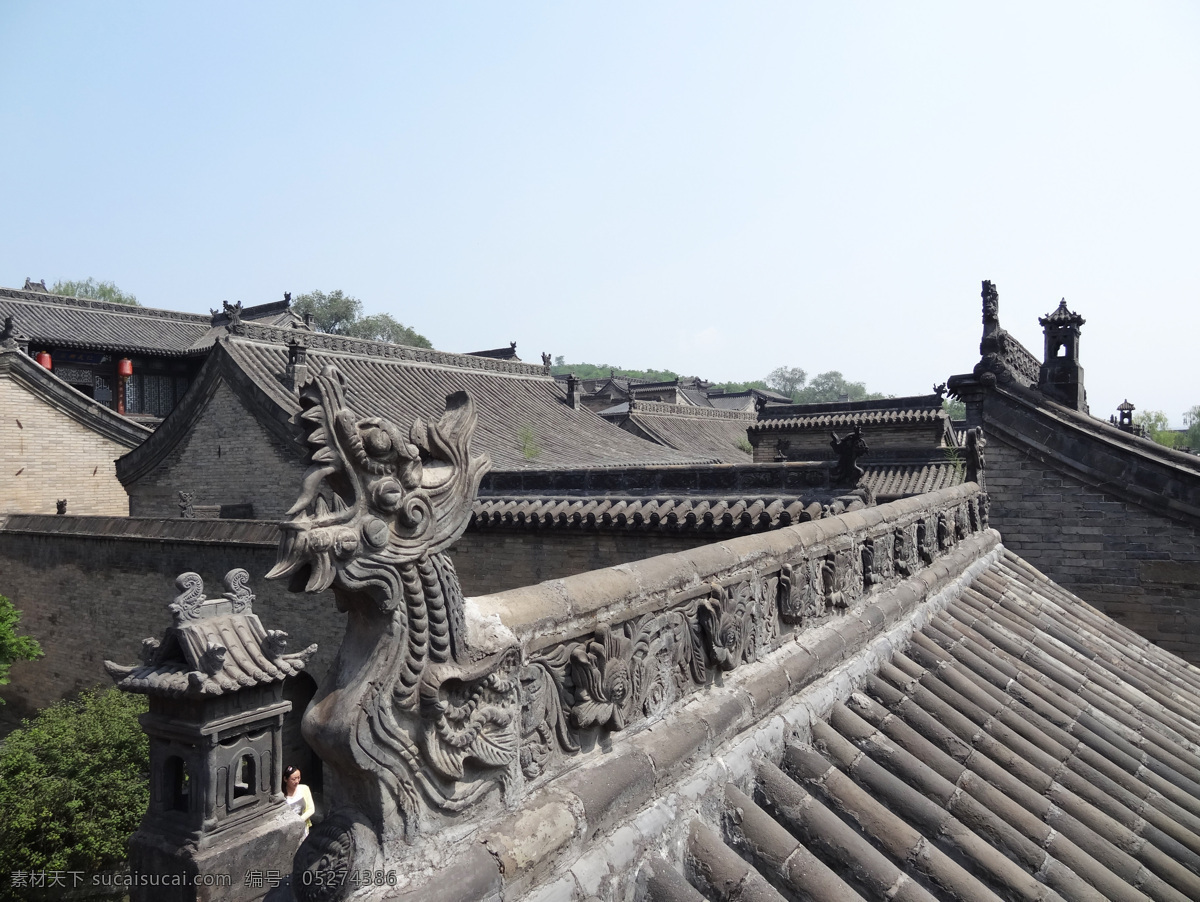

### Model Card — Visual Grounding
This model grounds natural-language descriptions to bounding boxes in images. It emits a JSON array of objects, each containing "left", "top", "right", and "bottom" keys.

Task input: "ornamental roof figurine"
[
  {"left": 1039, "top": 298, "right": 1085, "bottom": 329},
  {"left": 105, "top": 568, "right": 316, "bottom": 698}
]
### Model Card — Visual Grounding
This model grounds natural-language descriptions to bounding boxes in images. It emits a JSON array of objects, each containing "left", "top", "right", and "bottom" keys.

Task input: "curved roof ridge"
[{"left": 0, "top": 285, "right": 212, "bottom": 324}]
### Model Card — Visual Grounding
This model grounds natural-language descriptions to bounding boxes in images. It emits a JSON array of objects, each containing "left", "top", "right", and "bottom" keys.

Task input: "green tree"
[
  {"left": 1183, "top": 406, "right": 1200, "bottom": 450},
  {"left": 0, "top": 688, "right": 149, "bottom": 890},
  {"left": 1135, "top": 410, "right": 1180, "bottom": 448},
  {"left": 943, "top": 398, "right": 967, "bottom": 420},
  {"left": 709, "top": 379, "right": 771, "bottom": 394},
  {"left": 293, "top": 289, "right": 432, "bottom": 348},
  {"left": 0, "top": 594, "right": 41, "bottom": 699},
  {"left": 765, "top": 366, "right": 808, "bottom": 399},
  {"left": 793, "top": 370, "right": 886, "bottom": 404},
  {"left": 50, "top": 278, "right": 138, "bottom": 306}
]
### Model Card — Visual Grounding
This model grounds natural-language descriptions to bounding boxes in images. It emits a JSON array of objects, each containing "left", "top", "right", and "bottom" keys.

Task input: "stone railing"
[{"left": 470, "top": 481, "right": 988, "bottom": 789}]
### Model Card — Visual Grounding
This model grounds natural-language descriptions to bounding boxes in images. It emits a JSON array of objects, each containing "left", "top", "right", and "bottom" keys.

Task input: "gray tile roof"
[
  {"left": 754, "top": 393, "right": 948, "bottom": 430},
  {"left": 222, "top": 338, "right": 718, "bottom": 471},
  {"left": 654, "top": 549, "right": 1200, "bottom": 901},
  {"left": 617, "top": 400, "right": 755, "bottom": 463},
  {"left": 0, "top": 286, "right": 212, "bottom": 356},
  {"left": 864, "top": 459, "right": 964, "bottom": 499}
]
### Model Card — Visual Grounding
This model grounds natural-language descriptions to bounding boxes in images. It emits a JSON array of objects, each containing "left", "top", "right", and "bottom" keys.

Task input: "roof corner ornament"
[
  {"left": 1, "top": 315, "right": 29, "bottom": 352},
  {"left": 932, "top": 382, "right": 947, "bottom": 401},
  {"left": 222, "top": 300, "right": 246, "bottom": 335},
  {"left": 830, "top": 424, "right": 868, "bottom": 486},
  {"left": 974, "top": 279, "right": 1025, "bottom": 388},
  {"left": 267, "top": 364, "right": 511, "bottom": 883},
  {"left": 23, "top": 277, "right": 47, "bottom": 293},
  {"left": 541, "top": 351, "right": 552, "bottom": 373}
]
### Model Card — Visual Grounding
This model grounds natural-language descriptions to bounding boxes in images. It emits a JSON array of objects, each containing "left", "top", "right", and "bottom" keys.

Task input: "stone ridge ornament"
[
  {"left": 268, "top": 364, "right": 513, "bottom": 893},
  {"left": 830, "top": 423, "right": 868, "bottom": 485}
]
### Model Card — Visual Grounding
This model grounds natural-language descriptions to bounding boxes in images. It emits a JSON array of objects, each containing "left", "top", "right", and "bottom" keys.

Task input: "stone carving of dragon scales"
[{"left": 267, "top": 365, "right": 519, "bottom": 888}]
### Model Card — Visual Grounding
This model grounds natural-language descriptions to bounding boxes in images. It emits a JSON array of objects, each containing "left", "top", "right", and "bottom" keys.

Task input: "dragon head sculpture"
[{"left": 267, "top": 364, "right": 489, "bottom": 610}]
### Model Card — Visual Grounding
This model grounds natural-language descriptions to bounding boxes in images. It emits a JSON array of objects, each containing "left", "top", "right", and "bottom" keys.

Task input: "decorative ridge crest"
[
  {"left": 0, "top": 286, "right": 212, "bottom": 324},
  {"left": 629, "top": 400, "right": 757, "bottom": 421},
  {"left": 973, "top": 280, "right": 1040, "bottom": 388}
]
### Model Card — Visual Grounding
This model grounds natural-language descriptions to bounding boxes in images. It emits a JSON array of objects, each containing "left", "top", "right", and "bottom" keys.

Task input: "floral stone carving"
[{"left": 267, "top": 364, "right": 514, "bottom": 889}]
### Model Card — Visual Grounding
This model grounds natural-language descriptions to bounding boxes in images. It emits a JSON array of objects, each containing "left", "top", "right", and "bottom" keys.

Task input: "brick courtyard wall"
[
  {"left": 0, "top": 375, "right": 135, "bottom": 516},
  {"left": 124, "top": 381, "right": 306, "bottom": 519},
  {"left": 0, "top": 518, "right": 724, "bottom": 723},
  {"left": 450, "top": 531, "right": 716, "bottom": 594}
]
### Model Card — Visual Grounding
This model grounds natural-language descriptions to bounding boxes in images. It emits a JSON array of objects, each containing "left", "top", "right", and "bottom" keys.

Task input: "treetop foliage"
[
  {"left": 293, "top": 289, "right": 432, "bottom": 348},
  {"left": 0, "top": 687, "right": 149, "bottom": 890},
  {"left": 1135, "top": 409, "right": 1186, "bottom": 450},
  {"left": 51, "top": 278, "right": 138, "bottom": 306},
  {"left": 0, "top": 594, "right": 41, "bottom": 700},
  {"left": 549, "top": 362, "right": 681, "bottom": 383}
]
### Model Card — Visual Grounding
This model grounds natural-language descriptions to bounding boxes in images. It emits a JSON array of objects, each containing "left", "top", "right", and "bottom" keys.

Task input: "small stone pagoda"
[
  {"left": 106, "top": 569, "right": 317, "bottom": 902},
  {"left": 1038, "top": 298, "right": 1087, "bottom": 411}
]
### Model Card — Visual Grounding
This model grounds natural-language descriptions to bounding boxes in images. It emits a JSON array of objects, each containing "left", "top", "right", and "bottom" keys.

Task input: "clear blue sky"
[{"left": 2, "top": 2, "right": 1197, "bottom": 422}]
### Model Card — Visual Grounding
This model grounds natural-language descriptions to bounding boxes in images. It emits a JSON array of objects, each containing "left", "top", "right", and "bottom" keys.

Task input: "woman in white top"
[{"left": 283, "top": 765, "right": 315, "bottom": 842}]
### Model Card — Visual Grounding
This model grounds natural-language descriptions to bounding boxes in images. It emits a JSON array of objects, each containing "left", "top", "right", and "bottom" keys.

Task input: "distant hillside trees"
[
  {"left": 551, "top": 361, "right": 889, "bottom": 402},
  {"left": 51, "top": 278, "right": 138, "bottom": 306},
  {"left": 294, "top": 289, "right": 431, "bottom": 348}
]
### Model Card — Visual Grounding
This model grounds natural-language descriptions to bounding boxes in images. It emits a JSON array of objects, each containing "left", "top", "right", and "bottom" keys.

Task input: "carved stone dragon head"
[{"left": 267, "top": 364, "right": 489, "bottom": 609}]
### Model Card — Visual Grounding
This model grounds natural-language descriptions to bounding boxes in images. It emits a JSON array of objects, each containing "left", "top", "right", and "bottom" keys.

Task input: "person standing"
[{"left": 283, "top": 765, "right": 315, "bottom": 842}]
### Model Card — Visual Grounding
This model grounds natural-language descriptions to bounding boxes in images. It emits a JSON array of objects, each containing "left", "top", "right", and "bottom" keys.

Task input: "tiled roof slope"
[
  {"left": 0, "top": 286, "right": 212, "bottom": 356},
  {"left": 615, "top": 400, "right": 755, "bottom": 463},
  {"left": 864, "top": 459, "right": 962, "bottom": 500},
  {"left": 657, "top": 550, "right": 1200, "bottom": 902},
  {"left": 228, "top": 338, "right": 714, "bottom": 471}
]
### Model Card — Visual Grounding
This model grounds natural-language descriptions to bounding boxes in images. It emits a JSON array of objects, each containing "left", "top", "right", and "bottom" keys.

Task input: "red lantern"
[
  {"left": 118, "top": 358, "right": 133, "bottom": 377},
  {"left": 36, "top": 351, "right": 51, "bottom": 370}
]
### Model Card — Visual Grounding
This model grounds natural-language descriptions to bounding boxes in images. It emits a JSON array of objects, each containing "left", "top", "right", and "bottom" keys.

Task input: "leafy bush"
[
  {"left": 0, "top": 687, "right": 149, "bottom": 889},
  {"left": 0, "top": 594, "right": 42, "bottom": 697}
]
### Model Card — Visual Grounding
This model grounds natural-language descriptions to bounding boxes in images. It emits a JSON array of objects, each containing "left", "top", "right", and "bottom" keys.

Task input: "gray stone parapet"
[{"left": 379, "top": 492, "right": 998, "bottom": 901}]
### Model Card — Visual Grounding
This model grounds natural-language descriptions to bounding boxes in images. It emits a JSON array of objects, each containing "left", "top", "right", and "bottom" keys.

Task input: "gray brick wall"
[
  {"left": 0, "top": 377, "right": 132, "bottom": 515},
  {"left": 986, "top": 435, "right": 1200, "bottom": 661},
  {"left": 0, "top": 524, "right": 721, "bottom": 724},
  {"left": 126, "top": 381, "right": 305, "bottom": 519}
]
